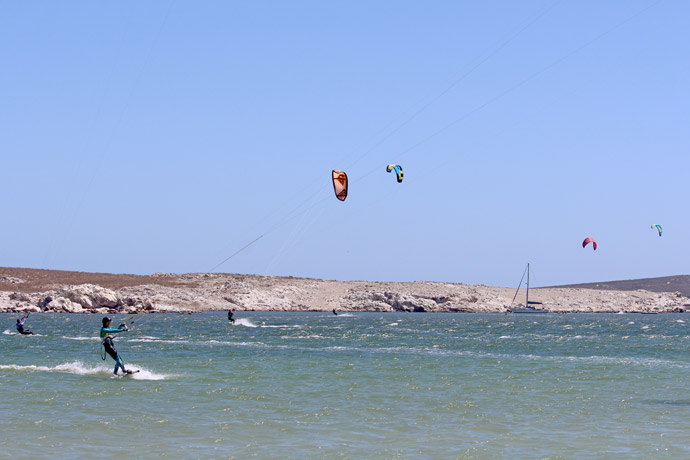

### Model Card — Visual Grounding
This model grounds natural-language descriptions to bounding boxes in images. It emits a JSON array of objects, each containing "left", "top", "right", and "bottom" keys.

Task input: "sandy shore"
[{"left": 0, "top": 267, "right": 688, "bottom": 314}]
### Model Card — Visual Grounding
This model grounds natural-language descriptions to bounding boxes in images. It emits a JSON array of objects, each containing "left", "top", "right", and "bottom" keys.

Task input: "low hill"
[
  {"left": 0, "top": 266, "right": 196, "bottom": 292},
  {"left": 0, "top": 267, "right": 688, "bottom": 314},
  {"left": 550, "top": 275, "right": 690, "bottom": 297}
]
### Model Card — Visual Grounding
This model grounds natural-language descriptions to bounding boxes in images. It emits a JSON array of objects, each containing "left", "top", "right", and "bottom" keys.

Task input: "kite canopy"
[
  {"left": 651, "top": 224, "right": 662, "bottom": 237},
  {"left": 386, "top": 164, "right": 404, "bottom": 183},
  {"left": 332, "top": 170, "right": 348, "bottom": 201},
  {"left": 582, "top": 237, "right": 597, "bottom": 251}
]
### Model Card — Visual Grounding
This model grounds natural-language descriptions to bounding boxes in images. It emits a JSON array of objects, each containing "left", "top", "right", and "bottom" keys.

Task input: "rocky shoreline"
[{"left": 1, "top": 267, "right": 689, "bottom": 315}]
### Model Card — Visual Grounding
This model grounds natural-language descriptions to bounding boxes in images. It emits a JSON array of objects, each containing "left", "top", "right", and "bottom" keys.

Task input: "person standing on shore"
[
  {"left": 16, "top": 313, "right": 34, "bottom": 335},
  {"left": 100, "top": 317, "right": 133, "bottom": 375}
]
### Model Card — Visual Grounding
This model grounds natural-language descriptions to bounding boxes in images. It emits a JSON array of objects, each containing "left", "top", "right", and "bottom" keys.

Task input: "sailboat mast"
[{"left": 526, "top": 263, "right": 530, "bottom": 307}]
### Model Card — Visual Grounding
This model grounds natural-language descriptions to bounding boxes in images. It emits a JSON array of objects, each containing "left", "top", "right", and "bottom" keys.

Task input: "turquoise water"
[{"left": 2, "top": 312, "right": 690, "bottom": 459}]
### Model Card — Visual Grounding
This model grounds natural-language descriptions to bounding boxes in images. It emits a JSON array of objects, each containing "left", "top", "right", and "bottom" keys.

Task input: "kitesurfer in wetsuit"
[
  {"left": 228, "top": 310, "right": 235, "bottom": 323},
  {"left": 332, "top": 309, "right": 337, "bottom": 316},
  {"left": 100, "top": 317, "right": 132, "bottom": 375},
  {"left": 16, "top": 313, "right": 34, "bottom": 335}
]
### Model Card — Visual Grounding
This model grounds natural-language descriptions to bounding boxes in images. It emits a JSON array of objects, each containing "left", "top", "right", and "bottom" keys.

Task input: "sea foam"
[
  {"left": 0, "top": 361, "right": 110, "bottom": 375},
  {"left": 0, "top": 361, "right": 171, "bottom": 380},
  {"left": 235, "top": 318, "right": 257, "bottom": 328}
]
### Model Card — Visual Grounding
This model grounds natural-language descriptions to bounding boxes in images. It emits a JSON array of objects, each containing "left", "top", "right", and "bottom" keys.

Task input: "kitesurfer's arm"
[{"left": 101, "top": 326, "right": 127, "bottom": 334}]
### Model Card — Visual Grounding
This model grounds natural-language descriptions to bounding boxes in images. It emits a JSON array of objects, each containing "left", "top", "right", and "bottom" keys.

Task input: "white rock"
[
  {"left": 46, "top": 297, "right": 84, "bottom": 313},
  {"left": 60, "top": 284, "right": 119, "bottom": 308}
]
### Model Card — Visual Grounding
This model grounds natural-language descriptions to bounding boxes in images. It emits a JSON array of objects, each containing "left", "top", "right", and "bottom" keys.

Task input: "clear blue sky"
[{"left": 1, "top": 1, "right": 688, "bottom": 287}]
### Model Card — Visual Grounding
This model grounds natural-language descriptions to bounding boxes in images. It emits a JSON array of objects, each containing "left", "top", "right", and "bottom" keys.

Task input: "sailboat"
[{"left": 510, "top": 263, "right": 549, "bottom": 314}]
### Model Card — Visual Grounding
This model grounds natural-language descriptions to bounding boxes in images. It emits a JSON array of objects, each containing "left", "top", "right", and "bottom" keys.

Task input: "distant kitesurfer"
[
  {"left": 100, "top": 317, "right": 133, "bottom": 375},
  {"left": 332, "top": 309, "right": 338, "bottom": 316},
  {"left": 16, "top": 313, "right": 34, "bottom": 335},
  {"left": 228, "top": 310, "right": 235, "bottom": 323}
]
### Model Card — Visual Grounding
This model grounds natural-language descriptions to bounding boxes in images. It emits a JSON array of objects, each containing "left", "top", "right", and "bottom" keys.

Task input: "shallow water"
[{"left": 2, "top": 312, "right": 690, "bottom": 459}]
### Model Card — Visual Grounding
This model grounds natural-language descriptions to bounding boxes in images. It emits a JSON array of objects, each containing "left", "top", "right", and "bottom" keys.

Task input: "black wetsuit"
[
  {"left": 228, "top": 311, "right": 235, "bottom": 323},
  {"left": 100, "top": 326, "right": 128, "bottom": 374}
]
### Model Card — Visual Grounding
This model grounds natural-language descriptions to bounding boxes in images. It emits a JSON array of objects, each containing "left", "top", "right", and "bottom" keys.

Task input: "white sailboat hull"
[{"left": 512, "top": 307, "right": 549, "bottom": 314}]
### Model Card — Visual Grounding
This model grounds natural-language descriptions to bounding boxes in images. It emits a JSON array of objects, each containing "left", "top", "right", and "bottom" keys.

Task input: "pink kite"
[{"left": 582, "top": 237, "right": 597, "bottom": 251}]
